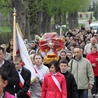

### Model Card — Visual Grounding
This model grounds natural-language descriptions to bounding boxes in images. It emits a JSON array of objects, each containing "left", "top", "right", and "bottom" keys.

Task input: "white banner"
[{"left": 16, "top": 24, "right": 36, "bottom": 83}]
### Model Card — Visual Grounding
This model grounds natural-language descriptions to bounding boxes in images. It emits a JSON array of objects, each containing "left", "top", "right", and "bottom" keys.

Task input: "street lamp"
[{"left": 55, "top": 24, "right": 66, "bottom": 37}]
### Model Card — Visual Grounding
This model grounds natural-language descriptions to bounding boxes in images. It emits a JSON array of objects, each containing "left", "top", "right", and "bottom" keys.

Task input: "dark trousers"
[
  {"left": 78, "top": 89, "right": 88, "bottom": 98},
  {"left": 91, "top": 76, "right": 98, "bottom": 95}
]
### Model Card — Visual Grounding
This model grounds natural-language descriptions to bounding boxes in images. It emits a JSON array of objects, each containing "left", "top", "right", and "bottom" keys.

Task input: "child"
[
  {"left": 13, "top": 55, "right": 31, "bottom": 98},
  {"left": 41, "top": 60, "right": 67, "bottom": 98},
  {"left": 30, "top": 53, "right": 49, "bottom": 98},
  {"left": 0, "top": 69, "right": 15, "bottom": 98},
  {"left": 59, "top": 59, "right": 78, "bottom": 98}
]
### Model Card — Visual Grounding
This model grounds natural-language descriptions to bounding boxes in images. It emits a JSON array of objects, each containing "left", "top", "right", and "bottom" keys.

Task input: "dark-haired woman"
[
  {"left": 6, "top": 39, "right": 13, "bottom": 53},
  {"left": 41, "top": 60, "right": 67, "bottom": 98}
]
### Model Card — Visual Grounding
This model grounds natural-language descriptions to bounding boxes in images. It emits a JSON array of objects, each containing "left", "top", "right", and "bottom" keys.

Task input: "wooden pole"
[{"left": 13, "top": 8, "right": 16, "bottom": 59}]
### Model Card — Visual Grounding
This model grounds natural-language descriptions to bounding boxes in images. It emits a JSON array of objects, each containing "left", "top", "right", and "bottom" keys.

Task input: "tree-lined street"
[{"left": 0, "top": 0, "right": 98, "bottom": 98}]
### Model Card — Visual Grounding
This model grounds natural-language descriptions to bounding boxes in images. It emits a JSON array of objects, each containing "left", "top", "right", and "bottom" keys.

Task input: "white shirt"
[
  {"left": 34, "top": 64, "right": 49, "bottom": 82},
  {"left": 0, "top": 60, "right": 4, "bottom": 67},
  {"left": 17, "top": 67, "right": 22, "bottom": 73},
  {"left": 0, "top": 93, "right": 4, "bottom": 98}
]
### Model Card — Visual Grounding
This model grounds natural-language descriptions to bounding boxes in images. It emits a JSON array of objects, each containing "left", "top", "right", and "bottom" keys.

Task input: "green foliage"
[
  {"left": 42, "top": 0, "right": 90, "bottom": 16},
  {"left": 0, "top": 0, "right": 91, "bottom": 35},
  {"left": 88, "top": 1, "right": 96, "bottom": 12},
  {"left": 0, "top": 0, "right": 12, "bottom": 15},
  {"left": 79, "top": 0, "right": 90, "bottom": 12},
  {"left": 0, "top": 0, "right": 90, "bottom": 19},
  {"left": 94, "top": 3, "right": 98, "bottom": 20},
  {"left": 0, "top": 26, "right": 11, "bottom": 33}
]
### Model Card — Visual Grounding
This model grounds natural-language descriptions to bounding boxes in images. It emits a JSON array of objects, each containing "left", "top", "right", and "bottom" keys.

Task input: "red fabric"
[
  {"left": 21, "top": 62, "right": 25, "bottom": 66},
  {"left": 49, "top": 76, "right": 61, "bottom": 96},
  {"left": 41, "top": 72, "right": 67, "bottom": 98},
  {"left": 86, "top": 52, "right": 98, "bottom": 76},
  {"left": 19, "top": 79, "right": 30, "bottom": 97},
  {"left": 16, "top": 49, "right": 20, "bottom": 54},
  {"left": 39, "top": 33, "right": 64, "bottom": 53},
  {"left": 19, "top": 81, "right": 23, "bottom": 88}
]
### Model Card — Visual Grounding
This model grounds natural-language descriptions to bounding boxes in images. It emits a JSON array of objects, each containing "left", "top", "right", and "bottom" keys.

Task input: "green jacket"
[{"left": 68, "top": 57, "right": 94, "bottom": 89}]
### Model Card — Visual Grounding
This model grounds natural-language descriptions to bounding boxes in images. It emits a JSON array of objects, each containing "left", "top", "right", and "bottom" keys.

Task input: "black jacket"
[
  {"left": 1, "top": 60, "right": 19, "bottom": 95},
  {"left": 61, "top": 71, "right": 78, "bottom": 98},
  {"left": 15, "top": 67, "right": 31, "bottom": 98}
]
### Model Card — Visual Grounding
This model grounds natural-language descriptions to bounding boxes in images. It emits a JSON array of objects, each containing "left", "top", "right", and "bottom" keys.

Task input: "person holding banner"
[
  {"left": 30, "top": 53, "right": 49, "bottom": 98},
  {"left": 13, "top": 55, "right": 31, "bottom": 98},
  {"left": 41, "top": 60, "right": 67, "bottom": 98}
]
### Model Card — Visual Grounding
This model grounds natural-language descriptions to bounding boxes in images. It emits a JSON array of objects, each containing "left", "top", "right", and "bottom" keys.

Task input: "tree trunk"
[
  {"left": 54, "top": 13, "right": 62, "bottom": 35},
  {"left": 68, "top": 11, "right": 78, "bottom": 29},
  {"left": 12, "top": 0, "right": 28, "bottom": 39},
  {"left": 40, "top": 12, "right": 51, "bottom": 33},
  {"left": 62, "top": 13, "right": 66, "bottom": 25},
  {"left": 46, "top": 15, "right": 51, "bottom": 32},
  {"left": 41, "top": 12, "right": 46, "bottom": 33}
]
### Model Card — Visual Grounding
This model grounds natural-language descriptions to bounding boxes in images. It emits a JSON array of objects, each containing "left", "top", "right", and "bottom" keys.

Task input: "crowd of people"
[{"left": 0, "top": 23, "right": 98, "bottom": 98}]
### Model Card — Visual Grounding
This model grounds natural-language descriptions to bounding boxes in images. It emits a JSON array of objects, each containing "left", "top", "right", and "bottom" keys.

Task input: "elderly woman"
[{"left": 86, "top": 46, "right": 98, "bottom": 98}]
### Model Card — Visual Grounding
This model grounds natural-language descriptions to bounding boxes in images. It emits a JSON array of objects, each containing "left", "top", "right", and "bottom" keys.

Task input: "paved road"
[
  {"left": 88, "top": 89, "right": 92, "bottom": 98},
  {"left": 79, "top": 20, "right": 88, "bottom": 25},
  {"left": 79, "top": 19, "right": 98, "bottom": 25},
  {"left": 88, "top": 89, "right": 98, "bottom": 98}
]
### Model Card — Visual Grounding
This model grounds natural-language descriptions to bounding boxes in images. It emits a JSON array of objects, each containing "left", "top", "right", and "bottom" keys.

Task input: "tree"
[
  {"left": 0, "top": 0, "right": 12, "bottom": 15},
  {"left": 0, "top": 0, "right": 31, "bottom": 39},
  {"left": 94, "top": 3, "right": 98, "bottom": 20},
  {"left": 67, "top": 0, "right": 90, "bottom": 29},
  {"left": 88, "top": 1, "right": 96, "bottom": 11},
  {"left": 12, "top": 0, "right": 30, "bottom": 39},
  {"left": 0, "top": 0, "right": 91, "bottom": 37}
]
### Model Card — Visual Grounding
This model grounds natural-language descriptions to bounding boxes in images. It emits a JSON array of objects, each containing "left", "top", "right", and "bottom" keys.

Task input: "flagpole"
[{"left": 13, "top": 8, "right": 16, "bottom": 59}]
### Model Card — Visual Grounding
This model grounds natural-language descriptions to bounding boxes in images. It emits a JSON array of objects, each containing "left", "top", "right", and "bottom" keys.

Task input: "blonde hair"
[
  {"left": 13, "top": 55, "right": 22, "bottom": 62},
  {"left": 30, "top": 54, "right": 35, "bottom": 60}
]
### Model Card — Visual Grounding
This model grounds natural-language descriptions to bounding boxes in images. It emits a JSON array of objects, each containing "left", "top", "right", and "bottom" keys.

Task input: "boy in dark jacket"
[
  {"left": 59, "top": 59, "right": 78, "bottom": 98},
  {"left": 13, "top": 55, "right": 31, "bottom": 98}
]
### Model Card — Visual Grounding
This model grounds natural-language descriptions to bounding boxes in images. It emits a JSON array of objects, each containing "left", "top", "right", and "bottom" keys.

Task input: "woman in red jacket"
[
  {"left": 41, "top": 60, "right": 67, "bottom": 98},
  {"left": 86, "top": 46, "right": 98, "bottom": 97}
]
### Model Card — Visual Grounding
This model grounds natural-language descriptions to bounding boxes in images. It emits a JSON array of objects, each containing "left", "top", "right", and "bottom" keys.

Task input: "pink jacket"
[
  {"left": 86, "top": 52, "right": 98, "bottom": 76},
  {"left": 41, "top": 72, "right": 67, "bottom": 98},
  {"left": 5, "top": 92, "right": 15, "bottom": 98}
]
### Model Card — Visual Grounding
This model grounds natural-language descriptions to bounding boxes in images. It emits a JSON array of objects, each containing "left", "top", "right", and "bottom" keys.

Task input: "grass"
[
  {"left": 78, "top": 23, "right": 84, "bottom": 28},
  {"left": 0, "top": 26, "right": 11, "bottom": 33}
]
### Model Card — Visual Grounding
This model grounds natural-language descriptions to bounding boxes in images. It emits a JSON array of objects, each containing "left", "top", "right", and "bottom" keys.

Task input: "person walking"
[
  {"left": 0, "top": 47, "right": 19, "bottom": 95},
  {"left": 30, "top": 53, "right": 49, "bottom": 98},
  {"left": 13, "top": 55, "right": 31, "bottom": 98},
  {"left": 42, "top": 60, "right": 67, "bottom": 98},
  {"left": 68, "top": 47, "right": 94, "bottom": 98},
  {"left": 0, "top": 69, "right": 15, "bottom": 98},
  {"left": 86, "top": 46, "right": 98, "bottom": 98},
  {"left": 59, "top": 59, "right": 78, "bottom": 98}
]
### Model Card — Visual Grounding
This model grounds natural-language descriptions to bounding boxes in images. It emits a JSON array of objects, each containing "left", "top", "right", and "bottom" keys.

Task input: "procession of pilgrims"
[{"left": 1, "top": 24, "right": 98, "bottom": 98}]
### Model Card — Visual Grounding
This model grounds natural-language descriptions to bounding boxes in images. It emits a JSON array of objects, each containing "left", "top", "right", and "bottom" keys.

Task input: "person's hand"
[
  {"left": 39, "top": 76, "right": 44, "bottom": 83},
  {"left": 15, "top": 93, "right": 17, "bottom": 98},
  {"left": 92, "top": 63, "right": 96, "bottom": 67},
  {"left": 89, "top": 84, "right": 93, "bottom": 89}
]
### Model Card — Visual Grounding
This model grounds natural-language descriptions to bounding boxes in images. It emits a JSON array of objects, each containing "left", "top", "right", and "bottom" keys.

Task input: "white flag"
[{"left": 16, "top": 23, "right": 36, "bottom": 83}]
